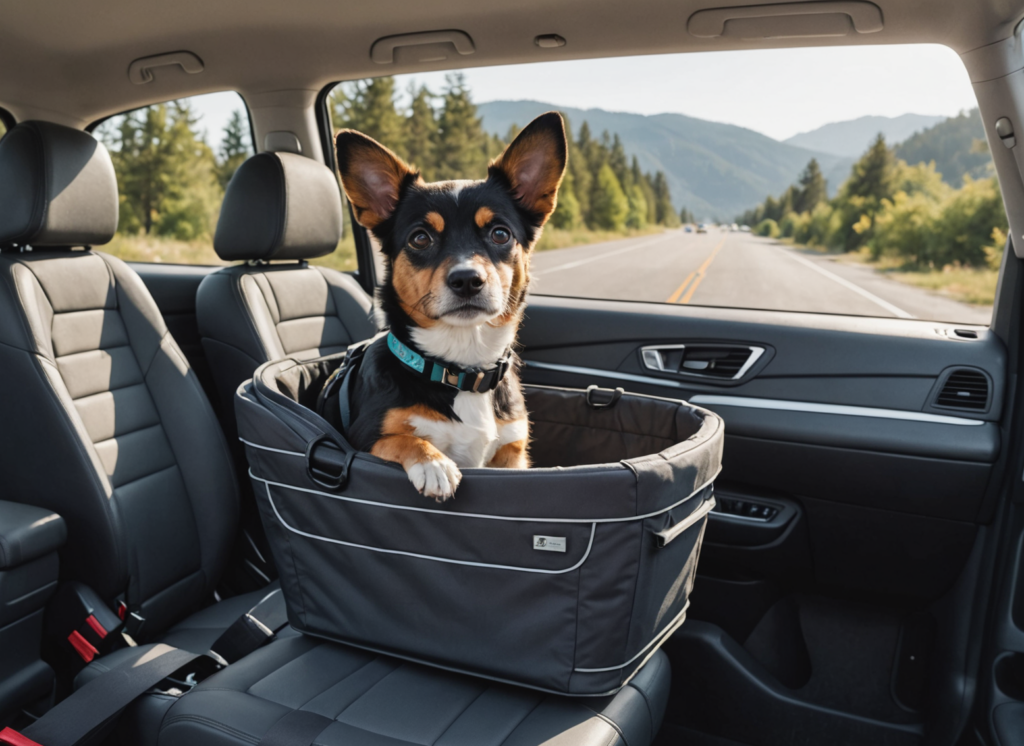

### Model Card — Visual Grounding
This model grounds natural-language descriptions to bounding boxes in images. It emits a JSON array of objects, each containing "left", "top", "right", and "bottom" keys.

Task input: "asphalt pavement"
[{"left": 529, "top": 229, "right": 992, "bottom": 325}]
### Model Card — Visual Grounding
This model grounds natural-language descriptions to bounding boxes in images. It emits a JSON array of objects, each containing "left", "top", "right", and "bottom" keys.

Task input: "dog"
[{"left": 331, "top": 112, "right": 567, "bottom": 501}]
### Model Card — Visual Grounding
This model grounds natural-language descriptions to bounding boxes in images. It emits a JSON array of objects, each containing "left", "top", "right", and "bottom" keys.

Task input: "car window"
[
  {"left": 94, "top": 91, "right": 255, "bottom": 265},
  {"left": 326, "top": 45, "right": 1001, "bottom": 325}
]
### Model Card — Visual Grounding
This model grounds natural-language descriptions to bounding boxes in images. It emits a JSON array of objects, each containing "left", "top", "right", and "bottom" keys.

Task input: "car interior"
[{"left": 2, "top": 1, "right": 1024, "bottom": 745}]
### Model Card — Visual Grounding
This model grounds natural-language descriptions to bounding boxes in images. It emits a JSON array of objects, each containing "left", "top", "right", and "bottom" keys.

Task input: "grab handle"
[
  {"left": 306, "top": 435, "right": 355, "bottom": 489},
  {"left": 654, "top": 495, "right": 716, "bottom": 548},
  {"left": 586, "top": 385, "right": 623, "bottom": 409}
]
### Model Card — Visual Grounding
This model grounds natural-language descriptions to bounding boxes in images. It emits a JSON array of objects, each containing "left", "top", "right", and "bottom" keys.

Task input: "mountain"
[
  {"left": 477, "top": 100, "right": 849, "bottom": 220},
  {"left": 894, "top": 108, "right": 992, "bottom": 188},
  {"left": 783, "top": 114, "right": 945, "bottom": 158}
]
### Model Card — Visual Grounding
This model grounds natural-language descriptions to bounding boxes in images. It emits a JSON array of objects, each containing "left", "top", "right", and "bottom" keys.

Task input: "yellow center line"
[{"left": 666, "top": 238, "right": 726, "bottom": 304}]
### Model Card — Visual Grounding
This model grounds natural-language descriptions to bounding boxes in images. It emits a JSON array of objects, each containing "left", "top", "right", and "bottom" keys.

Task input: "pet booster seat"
[{"left": 235, "top": 353, "right": 723, "bottom": 696}]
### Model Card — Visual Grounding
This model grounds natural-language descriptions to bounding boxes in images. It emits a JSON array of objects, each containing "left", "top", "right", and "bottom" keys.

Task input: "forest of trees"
[
  {"left": 738, "top": 130, "right": 1008, "bottom": 270},
  {"left": 331, "top": 74, "right": 679, "bottom": 232},
  {"left": 90, "top": 75, "right": 678, "bottom": 249},
  {"left": 96, "top": 103, "right": 252, "bottom": 241}
]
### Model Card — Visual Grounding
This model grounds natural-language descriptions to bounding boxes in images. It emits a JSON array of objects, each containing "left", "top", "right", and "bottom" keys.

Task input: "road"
[{"left": 530, "top": 230, "right": 992, "bottom": 325}]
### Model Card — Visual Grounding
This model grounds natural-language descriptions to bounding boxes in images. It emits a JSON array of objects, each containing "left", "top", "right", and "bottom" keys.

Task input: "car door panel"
[{"left": 519, "top": 294, "right": 1002, "bottom": 597}]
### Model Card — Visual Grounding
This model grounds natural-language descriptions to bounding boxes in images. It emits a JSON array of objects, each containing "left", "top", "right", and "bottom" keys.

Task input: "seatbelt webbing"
[
  {"left": 16, "top": 645, "right": 199, "bottom": 746},
  {"left": 258, "top": 710, "right": 334, "bottom": 746},
  {"left": 209, "top": 589, "right": 289, "bottom": 664}
]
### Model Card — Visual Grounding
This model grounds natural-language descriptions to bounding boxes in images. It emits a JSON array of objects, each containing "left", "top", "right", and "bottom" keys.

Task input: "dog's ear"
[
  {"left": 336, "top": 130, "right": 416, "bottom": 229},
  {"left": 491, "top": 112, "right": 567, "bottom": 224}
]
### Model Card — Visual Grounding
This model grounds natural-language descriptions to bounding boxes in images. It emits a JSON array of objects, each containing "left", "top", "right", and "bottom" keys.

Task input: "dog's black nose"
[{"left": 447, "top": 268, "right": 485, "bottom": 298}]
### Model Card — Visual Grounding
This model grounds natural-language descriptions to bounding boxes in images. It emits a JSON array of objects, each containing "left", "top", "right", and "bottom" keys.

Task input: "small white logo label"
[{"left": 533, "top": 535, "right": 567, "bottom": 552}]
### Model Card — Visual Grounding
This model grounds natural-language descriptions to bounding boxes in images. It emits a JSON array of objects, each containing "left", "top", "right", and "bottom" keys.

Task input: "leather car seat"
[{"left": 0, "top": 120, "right": 274, "bottom": 652}]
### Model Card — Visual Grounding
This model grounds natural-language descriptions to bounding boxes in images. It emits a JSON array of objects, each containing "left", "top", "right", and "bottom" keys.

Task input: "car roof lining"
[{"left": 2, "top": 0, "right": 1023, "bottom": 128}]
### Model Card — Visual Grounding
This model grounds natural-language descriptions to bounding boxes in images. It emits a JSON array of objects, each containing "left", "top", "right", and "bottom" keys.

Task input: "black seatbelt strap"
[
  {"left": 258, "top": 710, "right": 334, "bottom": 746},
  {"left": 209, "top": 589, "right": 289, "bottom": 665},
  {"left": 0, "top": 645, "right": 200, "bottom": 746}
]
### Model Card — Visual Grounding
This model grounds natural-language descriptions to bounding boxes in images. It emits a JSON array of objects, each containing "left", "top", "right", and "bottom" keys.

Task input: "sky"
[{"left": 189, "top": 43, "right": 979, "bottom": 149}]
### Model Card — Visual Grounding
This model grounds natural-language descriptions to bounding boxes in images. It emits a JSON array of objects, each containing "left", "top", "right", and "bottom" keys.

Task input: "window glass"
[
  {"left": 328, "top": 45, "right": 1000, "bottom": 325},
  {"left": 95, "top": 91, "right": 253, "bottom": 265}
]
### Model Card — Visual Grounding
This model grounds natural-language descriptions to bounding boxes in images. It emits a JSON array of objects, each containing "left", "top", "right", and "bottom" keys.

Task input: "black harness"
[{"left": 316, "top": 332, "right": 512, "bottom": 433}]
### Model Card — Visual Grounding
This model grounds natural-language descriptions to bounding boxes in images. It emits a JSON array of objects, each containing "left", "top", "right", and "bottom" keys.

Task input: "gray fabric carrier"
[{"left": 235, "top": 354, "right": 724, "bottom": 696}]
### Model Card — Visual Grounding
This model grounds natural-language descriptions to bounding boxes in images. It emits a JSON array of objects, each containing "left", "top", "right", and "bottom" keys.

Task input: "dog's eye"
[
  {"left": 490, "top": 226, "right": 512, "bottom": 246},
  {"left": 408, "top": 231, "right": 432, "bottom": 250}
]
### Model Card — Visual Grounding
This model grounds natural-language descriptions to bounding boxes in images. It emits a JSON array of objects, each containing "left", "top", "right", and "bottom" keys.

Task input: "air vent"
[{"left": 934, "top": 369, "right": 989, "bottom": 411}]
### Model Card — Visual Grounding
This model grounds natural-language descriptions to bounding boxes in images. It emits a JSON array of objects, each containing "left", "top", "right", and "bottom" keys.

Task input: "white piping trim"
[
  {"left": 240, "top": 438, "right": 305, "bottom": 456},
  {"left": 263, "top": 480, "right": 597, "bottom": 574},
  {"left": 521, "top": 362, "right": 985, "bottom": 426},
  {"left": 574, "top": 602, "right": 690, "bottom": 672},
  {"left": 688, "top": 395, "right": 984, "bottom": 426},
  {"left": 249, "top": 469, "right": 719, "bottom": 525}
]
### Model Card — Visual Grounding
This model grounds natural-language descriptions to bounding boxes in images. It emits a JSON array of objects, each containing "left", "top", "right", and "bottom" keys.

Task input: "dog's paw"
[{"left": 407, "top": 457, "right": 462, "bottom": 501}]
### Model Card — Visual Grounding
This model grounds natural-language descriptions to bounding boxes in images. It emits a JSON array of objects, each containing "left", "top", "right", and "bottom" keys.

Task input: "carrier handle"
[
  {"left": 306, "top": 435, "right": 355, "bottom": 490},
  {"left": 653, "top": 494, "right": 716, "bottom": 548},
  {"left": 586, "top": 385, "right": 624, "bottom": 409}
]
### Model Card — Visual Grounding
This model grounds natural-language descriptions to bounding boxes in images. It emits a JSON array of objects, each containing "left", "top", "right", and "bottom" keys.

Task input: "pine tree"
[
  {"left": 590, "top": 163, "right": 629, "bottom": 231},
  {"left": 567, "top": 118, "right": 593, "bottom": 224},
  {"left": 843, "top": 133, "right": 897, "bottom": 202},
  {"left": 550, "top": 164, "right": 582, "bottom": 230},
  {"left": 434, "top": 73, "right": 488, "bottom": 180},
  {"left": 609, "top": 134, "right": 629, "bottom": 187},
  {"left": 333, "top": 77, "right": 405, "bottom": 158},
  {"left": 794, "top": 158, "right": 827, "bottom": 214},
  {"left": 217, "top": 109, "right": 250, "bottom": 188},
  {"left": 404, "top": 84, "right": 437, "bottom": 180},
  {"left": 837, "top": 133, "right": 897, "bottom": 250},
  {"left": 652, "top": 172, "right": 678, "bottom": 226}
]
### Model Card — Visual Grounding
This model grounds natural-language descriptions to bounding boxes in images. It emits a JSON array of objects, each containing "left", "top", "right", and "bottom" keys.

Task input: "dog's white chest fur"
[
  {"left": 405, "top": 321, "right": 522, "bottom": 468},
  {"left": 409, "top": 392, "right": 499, "bottom": 468}
]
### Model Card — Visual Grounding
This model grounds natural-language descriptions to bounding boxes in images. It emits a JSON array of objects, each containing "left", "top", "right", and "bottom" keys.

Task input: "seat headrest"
[
  {"left": 0, "top": 121, "right": 119, "bottom": 248},
  {"left": 214, "top": 152, "right": 343, "bottom": 262}
]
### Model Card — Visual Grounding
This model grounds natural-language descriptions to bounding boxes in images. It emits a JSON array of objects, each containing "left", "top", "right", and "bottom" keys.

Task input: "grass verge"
[
  {"left": 535, "top": 226, "right": 666, "bottom": 252},
  {"left": 98, "top": 233, "right": 359, "bottom": 273},
  {"left": 802, "top": 244, "right": 998, "bottom": 307}
]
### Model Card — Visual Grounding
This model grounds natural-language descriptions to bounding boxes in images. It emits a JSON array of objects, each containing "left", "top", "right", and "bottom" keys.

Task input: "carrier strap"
[
  {"left": 257, "top": 710, "right": 334, "bottom": 746},
  {"left": 0, "top": 645, "right": 200, "bottom": 746}
]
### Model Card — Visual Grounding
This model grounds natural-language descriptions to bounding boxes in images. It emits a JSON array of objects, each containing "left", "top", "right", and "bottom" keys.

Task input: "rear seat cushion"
[{"left": 157, "top": 636, "right": 671, "bottom": 746}]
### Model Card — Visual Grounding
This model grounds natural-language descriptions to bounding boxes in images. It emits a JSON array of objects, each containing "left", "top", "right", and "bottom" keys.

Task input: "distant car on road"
[
  {"left": 697, "top": 224, "right": 708, "bottom": 233},
  {"left": 684, "top": 225, "right": 693, "bottom": 232}
]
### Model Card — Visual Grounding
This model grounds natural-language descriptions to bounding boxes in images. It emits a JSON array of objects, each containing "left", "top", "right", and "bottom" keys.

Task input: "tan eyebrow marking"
[
  {"left": 425, "top": 211, "right": 445, "bottom": 232},
  {"left": 475, "top": 206, "right": 494, "bottom": 228}
]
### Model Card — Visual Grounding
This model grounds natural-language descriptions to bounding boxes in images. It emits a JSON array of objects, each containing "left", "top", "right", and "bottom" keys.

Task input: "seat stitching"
[
  {"left": 71, "top": 381, "right": 150, "bottom": 403},
  {"left": 55, "top": 343, "right": 133, "bottom": 360},
  {"left": 428, "top": 686, "right": 488, "bottom": 746},
  {"left": 7, "top": 259, "right": 53, "bottom": 358},
  {"left": 112, "top": 463, "right": 177, "bottom": 491},
  {"left": 496, "top": 697, "right": 547, "bottom": 746},
  {"left": 235, "top": 273, "right": 276, "bottom": 361},
  {"left": 245, "top": 640, "right": 332, "bottom": 694},
  {"left": 160, "top": 714, "right": 260, "bottom": 744},
  {"left": 91, "top": 421, "right": 165, "bottom": 448},
  {"left": 331, "top": 658, "right": 403, "bottom": 720},
  {"left": 294, "top": 655, "right": 381, "bottom": 712}
]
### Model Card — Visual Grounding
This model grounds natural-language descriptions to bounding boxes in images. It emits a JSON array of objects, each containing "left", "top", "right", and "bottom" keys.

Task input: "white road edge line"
[
  {"left": 780, "top": 247, "right": 915, "bottom": 319},
  {"left": 533, "top": 232, "right": 678, "bottom": 276}
]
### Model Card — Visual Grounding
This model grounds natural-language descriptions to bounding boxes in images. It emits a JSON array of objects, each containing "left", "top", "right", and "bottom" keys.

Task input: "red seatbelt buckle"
[
  {"left": 68, "top": 630, "right": 99, "bottom": 663},
  {"left": 0, "top": 727, "right": 43, "bottom": 746},
  {"left": 117, "top": 601, "right": 127, "bottom": 621}
]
